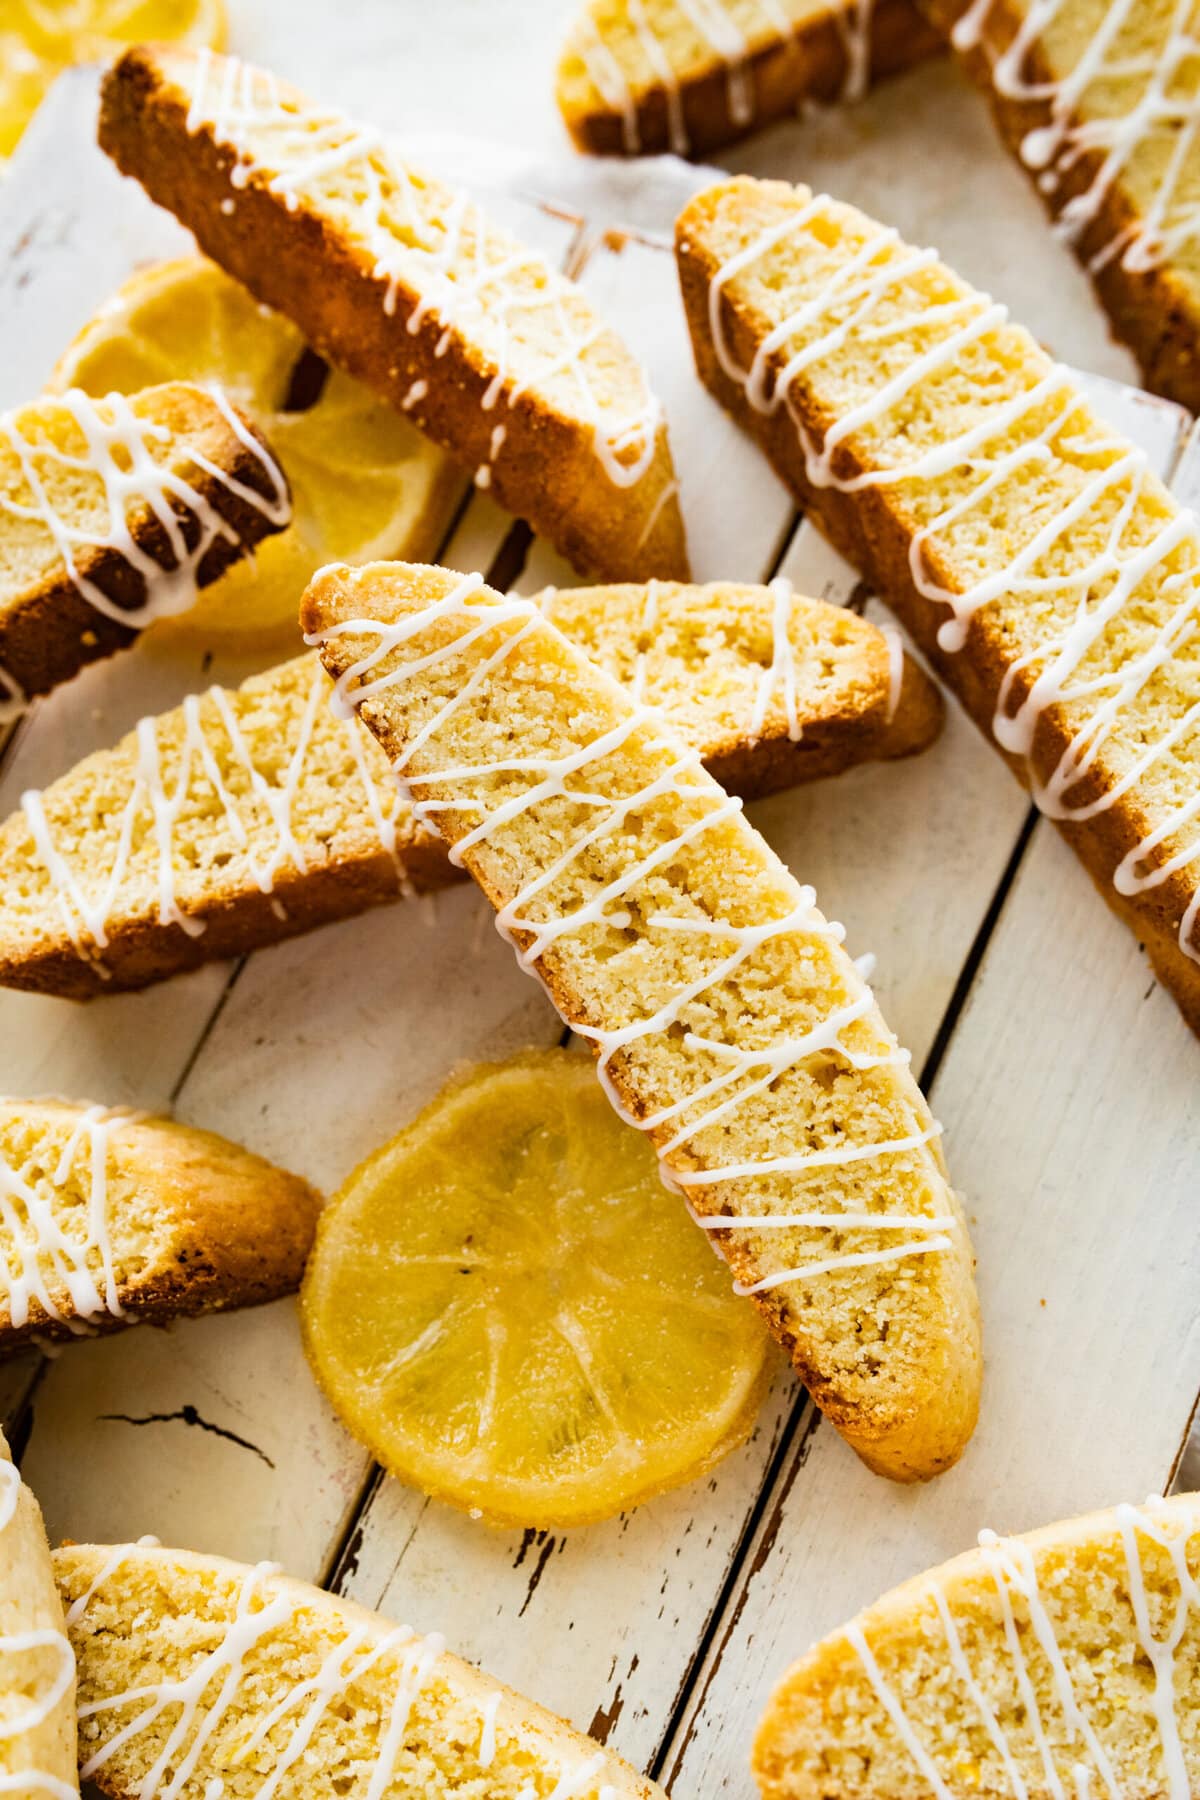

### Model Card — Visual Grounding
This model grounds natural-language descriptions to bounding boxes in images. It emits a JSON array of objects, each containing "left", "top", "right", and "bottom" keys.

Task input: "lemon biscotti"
[
  {"left": 98, "top": 46, "right": 688, "bottom": 585},
  {"left": 0, "top": 1432, "right": 76, "bottom": 1798},
  {"left": 677, "top": 177, "right": 1200, "bottom": 1033},
  {"left": 304, "top": 562, "right": 981, "bottom": 1483},
  {"left": 0, "top": 583, "right": 940, "bottom": 999},
  {"left": 0, "top": 380, "right": 288, "bottom": 715},
  {"left": 0, "top": 1098, "right": 320, "bottom": 1347},
  {"left": 918, "top": 0, "right": 1200, "bottom": 413},
  {"left": 56, "top": 1540, "right": 662, "bottom": 1800},
  {"left": 557, "top": 0, "right": 942, "bottom": 158},
  {"left": 754, "top": 1492, "right": 1200, "bottom": 1800},
  {"left": 537, "top": 578, "right": 944, "bottom": 787}
]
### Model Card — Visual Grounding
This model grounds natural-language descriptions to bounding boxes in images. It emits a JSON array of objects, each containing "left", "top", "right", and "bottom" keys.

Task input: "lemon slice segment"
[
  {"left": 301, "top": 1049, "right": 775, "bottom": 1528},
  {"left": 0, "top": 0, "right": 225, "bottom": 159},
  {"left": 49, "top": 257, "right": 466, "bottom": 643}
]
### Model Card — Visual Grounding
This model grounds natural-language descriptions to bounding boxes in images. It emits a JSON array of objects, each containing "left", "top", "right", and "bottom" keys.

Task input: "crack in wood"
[
  {"left": 96, "top": 1403, "right": 275, "bottom": 1468},
  {"left": 654, "top": 1398, "right": 820, "bottom": 1791}
]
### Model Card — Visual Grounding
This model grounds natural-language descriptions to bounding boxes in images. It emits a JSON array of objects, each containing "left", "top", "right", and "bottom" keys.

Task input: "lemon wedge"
[
  {"left": 1, "top": 0, "right": 225, "bottom": 160},
  {"left": 49, "top": 257, "right": 465, "bottom": 643},
  {"left": 301, "top": 1050, "right": 775, "bottom": 1528}
]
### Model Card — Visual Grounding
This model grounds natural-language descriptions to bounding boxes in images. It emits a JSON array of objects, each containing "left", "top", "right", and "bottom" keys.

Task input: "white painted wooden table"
[{"left": 3, "top": 10, "right": 1200, "bottom": 1796}]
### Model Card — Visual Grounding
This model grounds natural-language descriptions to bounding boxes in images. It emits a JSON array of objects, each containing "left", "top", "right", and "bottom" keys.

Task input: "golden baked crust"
[
  {"left": 57, "top": 1540, "right": 662, "bottom": 1800},
  {"left": 0, "top": 583, "right": 939, "bottom": 1001},
  {"left": 677, "top": 176, "right": 1200, "bottom": 1035},
  {"left": 0, "top": 1098, "right": 321, "bottom": 1347},
  {"left": 557, "top": 0, "right": 942, "bottom": 158},
  {"left": 753, "top": 1493, "right": 1200, "bottom": 1800},
  {"left": 0, "top": 1431, "right": 76, "bottom": 1793},
  {"left": 0, "top": 380, "right": 288, "bottom": 707},
  {"left": 916, "top": 0, "right": 1200, "bottom": 412},
  {"left": 98, "top": 46, "right": 688, "bottom": 584},
  {"left": 304, "top": 561, "right": 982, "bottom": 1483}
]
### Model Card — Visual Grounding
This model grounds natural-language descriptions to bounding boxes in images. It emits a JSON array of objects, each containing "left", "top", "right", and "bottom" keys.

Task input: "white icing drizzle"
[
  {"left": 844, "top": 1496, "right": 1200, "bottom": 1800},
  {"left": 879, "top": 620, "right": 904, "bottom": 724},
  {"left": 749, "top": 575, "right": 803, "bottom": 741},
  {"left": 0, "top": 1441, "right": 75, "bottom": 1796},
  {"left": 19, "top": 658, "right": 408, "bottom": 976},
  {"left": 574, "top": 0, "right": 881, "bottom": 151},
  {"left": 704, "top": 195, "right": 1200, "bottom": 965},
  {"left": 0, "top": 385, "right": 289, "bottom": 722},
  {"left": 0, "top": 1102, "right": 141, "bottom": 1333},
  {"left": 950, "top": 0, "right": 1200, "bottom": 276},
  {"left": 308, "top": 574, "right": 957, "bottom": 1303},
  {"left": 184, "top": 51, "right": 662, "bottom": 491},
  {"left": 68, "top": 1550, "right": 618, "bottom": 1800},
  {"left": 477, "top": 1689, "right": 503, "bottom": 1768}
]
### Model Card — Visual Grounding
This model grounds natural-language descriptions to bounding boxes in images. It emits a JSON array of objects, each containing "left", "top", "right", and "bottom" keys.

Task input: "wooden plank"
[{"left": 567, "top": 232, "right": 797, "bottom": 584}]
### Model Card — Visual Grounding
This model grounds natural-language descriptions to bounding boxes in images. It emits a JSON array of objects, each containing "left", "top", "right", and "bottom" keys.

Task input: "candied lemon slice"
[
  {"left": 0, "top": 0, "right": 225, "bottom": 159},
  {"left": 301, "top": 1050, "right": 775, "bottom": 1528},
  {"left": 49, "top": 257, "right": 465, "bottom": 643}
]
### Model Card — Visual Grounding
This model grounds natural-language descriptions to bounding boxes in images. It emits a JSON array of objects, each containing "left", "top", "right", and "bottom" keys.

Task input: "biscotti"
[
  {"left": 537, "top": 578, "right": 944, "bottom": 786},
  {"left": 557, "top": 0, "right": 942, "bottom": 157},
  {"left": 56, "top": 1539, "right": 662, "bottom": 1800},
  {"left": 0, "top": 1098, "right": 321, "bottom": 1347},
  {"left": 0, "top": 380, "right": 289, "bottom": 716},
  {"left": 917, "top": 0, "right": 1200, "bottom": 412},
  {"left": 754, "top": 1491, "right": 1200, "bottom": 1800},
  {"left": 98, "top": 46, "right": 688, "bottom": 584},
  {"left": 0, "top": 583, "right": 939, "bottom": 999},
  {"left": 0, "top": 1431, "right": 76, "bottom": 1797},
  {"left": 304, "top": 561, "right": 981, "bottom": 1483},
  {"left": 677, "top": 177, "right": 1200, "bottom": 1033}
]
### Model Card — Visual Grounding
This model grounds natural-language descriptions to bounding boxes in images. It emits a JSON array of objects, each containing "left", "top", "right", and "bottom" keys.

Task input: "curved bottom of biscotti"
[
  {"left": 746, "top": 1228, "right": 982, "bottom": 1484},
  {"left": 0, "top": 839, "right": 460, "bottom": 1001}
]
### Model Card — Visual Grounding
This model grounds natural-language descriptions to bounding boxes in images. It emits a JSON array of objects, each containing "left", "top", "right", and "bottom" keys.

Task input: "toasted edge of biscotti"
[
  {"left": 674, "top": 177, "right": 1200, "bottom": 1036},
  {"left": 556, "top": 0, "right": 942, "bottom": 158},
  {"left": 98, "top": 45, "right": 689, "bottom": 584},
  {"left": 752, "top": 1493, "right": 1200, "bottom": 1800},
  {"left": 302, "top": 561, "right": 982, "bottom": 1485},
  {"left": 56, "top": 1540, "right": 663, "bottom": 1800},
  {"left": 917, "top": 0, "right": 1200, "bottom": 412},
  {"left": 0, "top": 1430, "right": 76, "bottom": 1789},
  {"left": 0, "top": 1098, "right": 322, "bottom": 1347},
  {"left": 0, "top": 381, "right": 289, "bottom": 705}
]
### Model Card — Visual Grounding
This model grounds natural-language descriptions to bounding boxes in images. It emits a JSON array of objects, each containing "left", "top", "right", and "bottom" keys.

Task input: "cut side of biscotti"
[
  {"left": 0, "top": 380, "right": 289, "bottom": 716},
  {"left": 0, "top": 582, "right": 940, "bottom": 999},
  {"left": 0, "top": 1431, "right": 76, "bottom": 1797},
  {"left": 0, "top": 652, "right": 454, "bottom": 1000},
  {"left": 98, "top": 45, "right": 688, "bottom": 584},
  {"left": 538, "top": 578, "right": 944, "bottom": 790},
  {"left": 0, "top": 1098, "right": 321, "bottom": 1347},
  {"left": 677, "top": 175, "right": 1200, "bottom": 1035},
  {"left": 56, "top": 1540, "right": 662, "bottom": 1800},
  {"left": 918, "top": 0, "right": 1200, "bottom": 413},
  {"left": 304, "top": 561, "right": 981, "bottom": 1484},
  {"left": 754, "top": 1491, "right": 1200, "bottom": 1800},
  {"left": 557, "top": 0, "right": 942, "bottom": 157}
]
